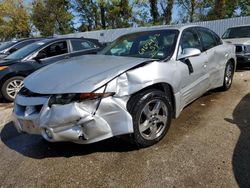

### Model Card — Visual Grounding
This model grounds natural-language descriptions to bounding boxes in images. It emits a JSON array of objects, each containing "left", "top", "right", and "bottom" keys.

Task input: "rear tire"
[
  {"left": 1, "top": 76, "right": 24, "bottom": 102},
  {"left": 220, "top": 61, "right": 234, "bottom": 91},
  {"left": 127, "top": 89, "right": 172, "bottom": 148}
]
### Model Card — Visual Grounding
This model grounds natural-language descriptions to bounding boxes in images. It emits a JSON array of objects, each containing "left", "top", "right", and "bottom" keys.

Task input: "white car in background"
[
  {"left": 222, "top": 25, "right": 250, "bottom": 64},
  {"left": 13, "top": 25, "right": 236, "bottom": 148}
]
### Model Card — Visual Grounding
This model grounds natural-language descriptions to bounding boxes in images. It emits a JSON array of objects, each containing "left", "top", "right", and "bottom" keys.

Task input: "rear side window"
[
  {"left": 39, "top": 41, "right": 68, "bottom": 58},
  {"left": 71, "top": 39, "right": 96, "bottom": 51},
  {"left": 210, "top": 30, "right": 222, "bottom": 45},
  {"left": 198, "top": 28, "right": 217, "bottom": 51}
]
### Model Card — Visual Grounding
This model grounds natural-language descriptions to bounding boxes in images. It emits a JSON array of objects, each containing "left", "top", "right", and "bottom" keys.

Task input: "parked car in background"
[
  {"left": 0, "top": 38, "right": 43, "bottom": 59},
  {"left": 222, "top": 25, "right": 250, "bottom": 65},
  {"left": 0, "top": 37, "right": 102, "bottom": 101},
  {"left": 13, "top": 25, "right": 236, "bottom": 148}
]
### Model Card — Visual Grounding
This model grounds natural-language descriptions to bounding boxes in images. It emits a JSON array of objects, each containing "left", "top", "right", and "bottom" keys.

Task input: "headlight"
[
  {"left": 0, "top": 66, "right": 8, "bottom": 71},
  {"left": 48, "top": 92, "right": 115, "bottom": 107}
]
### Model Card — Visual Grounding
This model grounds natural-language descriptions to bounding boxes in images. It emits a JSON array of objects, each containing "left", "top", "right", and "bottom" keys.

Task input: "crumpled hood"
[
  {"left": 223, "top": 38, "right": 250, "bottom": 45},
  {"left": 24, "top": 54, "right": 153, "bottom": 94}
]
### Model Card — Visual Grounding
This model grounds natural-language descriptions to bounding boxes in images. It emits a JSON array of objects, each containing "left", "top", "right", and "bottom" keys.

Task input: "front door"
[
  {"left": 33, "top": 40, "right": 69, "bottom": 69},
  {"left": 178, "top": 28, "right": 210, "bottom": 107}
]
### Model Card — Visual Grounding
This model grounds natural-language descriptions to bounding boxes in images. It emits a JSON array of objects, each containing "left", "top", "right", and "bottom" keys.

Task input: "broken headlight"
[{"left": 48, "top": 92, "right": 115, "bottom": 107}]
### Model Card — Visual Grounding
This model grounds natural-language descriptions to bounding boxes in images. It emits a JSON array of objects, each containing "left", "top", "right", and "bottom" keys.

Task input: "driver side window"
[
  {"left": 36, "top": 41, "right": 68, "bottom": 59},
  {"left": 179, "top": 29, "right": 202, "bottom": 55}
]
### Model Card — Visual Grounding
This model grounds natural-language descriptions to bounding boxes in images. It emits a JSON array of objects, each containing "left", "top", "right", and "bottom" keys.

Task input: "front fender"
[{"left": 103, "top": 61, "right": 182, "bottom": 96}]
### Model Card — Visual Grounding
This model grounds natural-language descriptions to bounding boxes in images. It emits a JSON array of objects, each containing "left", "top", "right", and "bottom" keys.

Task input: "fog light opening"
[
  {"left": 44, "top": 128, "right": 53, "bottom": 139},
  {"left": 79, "top": 133, "right": 87, "bottom": 140}
]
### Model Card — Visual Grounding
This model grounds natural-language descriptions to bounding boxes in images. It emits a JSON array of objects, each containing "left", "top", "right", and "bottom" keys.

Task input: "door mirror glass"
[{"left": 178, "top": 48, "right": 201, "bottom": 60}]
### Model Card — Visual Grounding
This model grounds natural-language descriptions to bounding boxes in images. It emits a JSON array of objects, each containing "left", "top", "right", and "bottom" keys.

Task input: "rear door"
[
  {"left": 196, "top": 27, "right": 225, "bottom": 89},
  {"left": 178, "top": 28, "right": 210, "bottom": 106},
  {"left": 68, "top": 39, "right": 100, "bottom": 57}
]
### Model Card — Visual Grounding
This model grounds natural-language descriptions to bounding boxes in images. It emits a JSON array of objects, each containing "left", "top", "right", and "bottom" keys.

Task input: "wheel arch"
[
  {"left": 127, "top": 82, "right": 176, "bottom": 118},
  {"left": 228, "top": 58, "right": 236, "bottom": 71},
  {"left": 0, "top": 73, "right": 26, "bottom": 89}
]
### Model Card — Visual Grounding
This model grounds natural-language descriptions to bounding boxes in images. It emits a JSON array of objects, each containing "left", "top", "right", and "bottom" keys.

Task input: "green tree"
[
  {"left": 177, "top": 0, "right": 198, "bottom": 22},
  {"left": 97, "top": 0, "right": 132, "bottom": 29},
  {"left": 149, "top": 0, "right": 159, "bottom": 25},
  {"left": 74, "top": 0, "right": 134, "bottom": 30},
  {"left": 32, "top": 0, "right": 74, "bottom": 36},
  {"left": 0, "top": 0, "right": 31, "bottom": 40},
  {"left": 130, "top": 0, "right": 151, "bottom": 26},
  {"left": 207, "top": 0, "right": 226, "bottom": 19},
  {"left": 238, "top": 0, "right": 250, "bottom": 16},
  {"left": 74, "top": 0, "right": 100, "bottom": 31},
  {"left": 177, "top": 0, "right": 212, "bottom": 23},
  {"left": 99, "top": 0, "right": 106, "bottom": 29},
  {"left": 206, "top": 0, "right": 239, "bottom": 20},
  {"left": 160, "top": 0, "right": 174, "bottom": 24}
]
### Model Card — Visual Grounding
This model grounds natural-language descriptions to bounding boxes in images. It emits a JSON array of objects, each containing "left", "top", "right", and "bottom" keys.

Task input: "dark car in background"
[
  {"left": 0, "top": 37, "right": 102, "bottom": 101},
  {"left": 0, "top": 38, "right": 43, "bottom": 59}
]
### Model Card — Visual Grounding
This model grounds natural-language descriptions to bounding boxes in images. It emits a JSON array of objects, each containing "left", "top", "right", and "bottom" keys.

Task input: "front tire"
[
  {"left": 127, "top": 89, "right": 172, "bottom": 148},
  {"left": 1, "top": 76, "right": 24, "bottom": 101}
]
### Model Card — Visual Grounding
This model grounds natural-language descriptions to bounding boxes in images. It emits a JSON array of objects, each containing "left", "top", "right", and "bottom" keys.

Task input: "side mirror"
[
  {"left": 178, "top": 48, "right": 201, "bottom": 60},
  {"left": 9, "top": 48, "right": 17, "bottom": 54},
  {"left": 33, "top": 52, "right": 46, "bottom": 61}
]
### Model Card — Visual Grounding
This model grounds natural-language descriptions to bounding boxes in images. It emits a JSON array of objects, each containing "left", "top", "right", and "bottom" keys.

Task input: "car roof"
[
  {"left": 152, "top": 24, "right": 200, "bottom": 31},
  {"left": 116, "top": 25, "right": 203, "bottom": 37},
  {"left": 10, "top": 38, "right": 44, "bottom": 43},
  {"left": 40, "top": 37, "right": 96, "bottom": 42},
  {"left": 40, "top": 37, "right": 99, "bottom": 44},
  {"left": 225, "top": 24, "right": 250, "bottom": 29}
]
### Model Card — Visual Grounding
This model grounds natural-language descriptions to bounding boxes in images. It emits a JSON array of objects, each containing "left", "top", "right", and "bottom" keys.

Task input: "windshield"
[
  {"left": 222, "top": 26, "right": 250, "bottom": 39},
  {"left": 0, "top": 41, "right": 17, "bottom": 52},
  {"left": 5, "top": 41, "right": 45, "bottom": 60},
  {"left": 100, "top": 30, "right": 179, "bottom": 60}
]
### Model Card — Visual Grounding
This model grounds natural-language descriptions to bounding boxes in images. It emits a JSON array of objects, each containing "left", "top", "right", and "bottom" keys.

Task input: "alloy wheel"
[
  {"left": 138, "top": 99, "right": 168, "bottom": 140},
  {"left": 6, "top": 79, "right": 24, "bottom": 99}
]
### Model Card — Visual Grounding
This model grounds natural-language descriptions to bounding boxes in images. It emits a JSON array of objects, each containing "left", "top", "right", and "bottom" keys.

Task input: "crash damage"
[{"left": 13, "top": 56, "right": 161, "bottom": 144}]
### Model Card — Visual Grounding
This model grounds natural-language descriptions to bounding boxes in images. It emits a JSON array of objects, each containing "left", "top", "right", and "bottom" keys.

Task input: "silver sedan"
[{"left": 13, "top": 25, "right": 236, "bottom": 147}]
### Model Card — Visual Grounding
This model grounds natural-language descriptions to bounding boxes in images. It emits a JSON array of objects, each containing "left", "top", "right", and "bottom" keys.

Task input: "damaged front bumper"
[{"left": 12, "top": 94, "right": 133, "bottom": 144}]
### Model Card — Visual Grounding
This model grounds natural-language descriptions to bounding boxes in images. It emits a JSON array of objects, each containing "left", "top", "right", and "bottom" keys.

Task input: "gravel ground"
[
  {"left": 0, "top": 102, "right": 13, "bottom": 131},
  {"left": 0, "top": 70, "right": 250, "bottom": 188}
]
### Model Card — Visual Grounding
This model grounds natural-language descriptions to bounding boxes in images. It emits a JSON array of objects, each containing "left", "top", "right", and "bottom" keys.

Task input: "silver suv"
[{"left": 222, "top": 25, "right": 250, "bottom": 64}]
